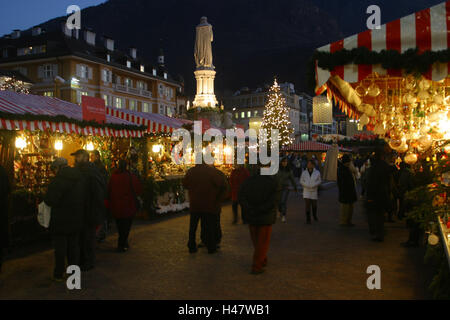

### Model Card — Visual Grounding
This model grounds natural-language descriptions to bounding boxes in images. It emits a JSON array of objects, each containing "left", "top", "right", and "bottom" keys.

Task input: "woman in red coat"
[
  {"left": 230, "top": 165, "right": 250, "bottom": 224},
  {"left": 107, "top": 160, "right": 143, "bottom": 252}
]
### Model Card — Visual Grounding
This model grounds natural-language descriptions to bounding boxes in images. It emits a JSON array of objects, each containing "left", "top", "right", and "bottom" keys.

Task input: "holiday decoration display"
[{"left": 261, "top": 79, "right": 294, "bottom": 146}]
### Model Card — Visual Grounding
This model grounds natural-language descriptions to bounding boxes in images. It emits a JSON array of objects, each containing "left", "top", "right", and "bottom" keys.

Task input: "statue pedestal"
[{"left": 193, "top": 68, "right": 218, "bottom": 108}]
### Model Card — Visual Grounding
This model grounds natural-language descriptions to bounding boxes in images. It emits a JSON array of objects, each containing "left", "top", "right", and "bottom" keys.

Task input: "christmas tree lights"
[{"left": 261, "top": 79, "right": 294, "bottom": 146}]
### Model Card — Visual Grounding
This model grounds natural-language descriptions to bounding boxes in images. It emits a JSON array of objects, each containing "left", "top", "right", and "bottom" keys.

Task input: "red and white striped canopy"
[
  {"left": 106, "top": 107, "right": 192, "bottom": 134},
  {"left": 316, "top": 1, "right": 450, "bottom": 92},
  {"left": 282, "top": 141, "right": 351, "bottom": 152},
  {"left": 0, "top": 91, "right": 144, "bottom": 137}
]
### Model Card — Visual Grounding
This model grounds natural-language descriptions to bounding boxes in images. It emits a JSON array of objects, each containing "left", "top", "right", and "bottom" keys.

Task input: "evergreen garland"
[
  {"left": 0, "top": 111, "right": 147, "bottom": 131},
  {"left": 306, "top": 47, "right": 450, "bottom": 91}
]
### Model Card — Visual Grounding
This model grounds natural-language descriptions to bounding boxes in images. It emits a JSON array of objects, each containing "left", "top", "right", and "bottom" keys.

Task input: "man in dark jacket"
[
  {"left": 337, "top": 154, "right": 357, "bottom": 227},
  {"left": 183, "top": 162, "right": 229, "bottom": 254},
  {"left": 365, "top": 149, "right": 390, "bottom": 242},
  {"left": 0, "top": 164, "right": 10, "bottom": 273},
  {"left": 91, "top": 150, "right": 109, "bottom": 242},
  {"left": 239, "top": 166, "right": 278, "bottom": 274},
  {"left": 71, "top": 149, "right": 106, "bottom": 271},
  {"left": 44, "top": 158, "right": 85, "bottom": 281}
]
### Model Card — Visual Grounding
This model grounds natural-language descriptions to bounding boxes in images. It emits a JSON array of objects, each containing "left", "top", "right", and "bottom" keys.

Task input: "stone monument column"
[{"left": 193, "top": 16, "right": 218, "bottom": 108}]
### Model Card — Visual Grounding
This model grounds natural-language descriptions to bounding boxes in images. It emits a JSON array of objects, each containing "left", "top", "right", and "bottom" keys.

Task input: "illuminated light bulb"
[
  {"left": 15, "top": 137, "right": 27, "bottom": 149},
  {"left": 85, "top": 142, "right": 94, "bottom": 151},
  {"left": 54, "top": 140, "right": 63, "bottom": 151},
  {"left": 152, "top": 144, "right": 162, "bottom": 153}
]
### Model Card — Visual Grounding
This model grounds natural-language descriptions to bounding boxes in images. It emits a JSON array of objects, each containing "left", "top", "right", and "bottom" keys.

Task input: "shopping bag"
[{"left": 37, "top": 201, "right": 51, "bottom": 228}]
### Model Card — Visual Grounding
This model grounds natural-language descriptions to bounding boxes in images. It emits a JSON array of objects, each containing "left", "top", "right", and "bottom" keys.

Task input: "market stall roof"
[
  {"left": 0, "top": 90, "right": 144, "bottom": 137},
  {"left": 315, "top": 1, "right": 450, "bottom": 94},
  {"left": 282, "top": 141, "right": 352, "bottom": 152},
  {"left": 106, "top": 107, "right": 192, "bottom": 134}
]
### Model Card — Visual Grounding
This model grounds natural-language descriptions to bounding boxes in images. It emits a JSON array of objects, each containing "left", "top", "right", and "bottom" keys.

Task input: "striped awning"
[
  {"left": 315, "top": 1, "right": 450, "bottom": 92},
  {"left": 283, "top": 141, "right": 351, "bottom": 152},
  {"left": 106, "top": 107, "right": 192, "bottom": 134},
  {"left": 0, "top": 91, "right": 144, "bottom": 137}
]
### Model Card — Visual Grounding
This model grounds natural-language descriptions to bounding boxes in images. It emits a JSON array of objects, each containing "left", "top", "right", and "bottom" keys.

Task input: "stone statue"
[{"left": 194, "top": 16, "right": 214, "bottom": 69}]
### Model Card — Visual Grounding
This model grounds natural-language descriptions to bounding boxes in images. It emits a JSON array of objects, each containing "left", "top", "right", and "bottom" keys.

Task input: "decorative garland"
[
  {"left": 0, "top": 112, "right": 147, "bottom": 131},
  {"left": 306, "top": 47, "right": 450, "bottom": 91}
]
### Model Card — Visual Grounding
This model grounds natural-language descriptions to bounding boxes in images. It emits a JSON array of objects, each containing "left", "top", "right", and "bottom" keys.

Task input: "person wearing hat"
[
  {"left": 44, "top": 157, "right": 85, "bottom": 281},
  {"left": 71, "top": 149, "right": 106, "bottom": 271},
  {"left": 337, "top": 154, "right": 358, "bottom": 227},
  {"left": 300, "top": 160, "right": 322, "bottom": 224}
]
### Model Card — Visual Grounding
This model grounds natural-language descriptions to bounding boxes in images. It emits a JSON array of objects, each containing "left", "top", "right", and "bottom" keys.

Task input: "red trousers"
[{"left": 249, "top": 225, "right": 272, "bottom": 272}]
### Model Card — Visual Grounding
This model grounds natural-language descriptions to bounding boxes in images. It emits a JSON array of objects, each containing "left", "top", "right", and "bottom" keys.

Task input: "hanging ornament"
[
  {"left": 355, "top": 84, "right": 368, "bottom": 97},
  {"left": 418, "top": 78, "right": 431, "bottom": 91},
  {"left": 359, "top": 113, "right": 370, "bottom": 126},
  {"left": 367, "top": 82, "right": 381, "bottom": 98},
  {"left": 404, "top": 152, "right": 418, "bottom": 165},
  {"left": 402, "top": 75, "right": 417, "bottom": 91}
]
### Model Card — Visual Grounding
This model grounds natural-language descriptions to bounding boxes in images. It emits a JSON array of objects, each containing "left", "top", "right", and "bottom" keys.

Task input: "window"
[
  {"left": 125, "top": 78, "right": 132, "bottom": 87},
  {"left": 43, "top": 64, "right": 54, "bottom": 78},
  {"left": 152, "top": 69, "right": 157, "bottom": 76},
  {"left": 158, "top": 105, "right": 165, "bottom": 114},
  {"left": 235, "top": 113, "right": 238, "bottom": 119},
  {"left": 43, "top": 91, "right": 54, "bottom": 97},
  {"left": 126, "top": 60, "right": 131, "bottom": 68},
  {"left": 76, "top": 91, "right": 88, "bottom": 104},
  {"left": 247, "top": 111, "right": 251, "bottom": 118},
  {"left": 106, "top": 54, "right": 111, "bottom": 62},
  {"left": 254, "top": 110, "right": 258, "bottom": 117},
  {"left": 142, "top": 102, "right": 150, "bottom": 113},
  {"left": 167, "top": 106, "right": 173, "bottom": 117},
  {"left": 115, "top": 97, "right": 123, "bottom": 109},
  {"left": 102, "top": 94, "right": 111, "bottom": 106},
  {"left": 102, "top": 69, "right": 112, "bottom": 83},
  {"left": 158, "top": 84, "right": 164, "bottom": 97},
  {"left": 129, "top": 99, "right": 136, "bottom": 111},
  {"left": 241, "top": 112, "right": 245, "bottom": 119},
  {"left": 79, "top": 65, "right": 88, "bottom": 79},
  {"left": 115, "top": 75, "right": 121, "bottom": 85},
  {"left": 140, "top": 65, "right": 145, "bottom": 72},
  {"left": 137, "top": 81, "right": 145, "bottom": 90}
]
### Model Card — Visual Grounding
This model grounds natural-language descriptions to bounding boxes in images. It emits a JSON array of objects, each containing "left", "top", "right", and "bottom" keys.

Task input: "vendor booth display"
[
  {"left": 0, "top": 91, "right": 146, "bottom": 243},
  {"left": 311, "top": 1, "right": 450, "bottom": 298},
  {"left": 311, "top": 1, "right": 450, "bottom": 163}
]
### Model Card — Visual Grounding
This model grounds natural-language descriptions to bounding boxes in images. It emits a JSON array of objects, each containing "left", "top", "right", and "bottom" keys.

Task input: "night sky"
[{"left": 0, "top": 0, "right": 106, "bottom": 36}]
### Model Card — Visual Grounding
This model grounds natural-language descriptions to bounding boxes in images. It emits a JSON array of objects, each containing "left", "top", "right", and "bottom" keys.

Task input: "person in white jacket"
[{"left": 300, "top": 160, "right": 322, "bottom": 224}]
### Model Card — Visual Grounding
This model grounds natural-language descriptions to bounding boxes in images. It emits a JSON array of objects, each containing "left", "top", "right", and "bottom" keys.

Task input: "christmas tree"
[{"left": 260, "top": 79, "right": 294, "bottom": 146}]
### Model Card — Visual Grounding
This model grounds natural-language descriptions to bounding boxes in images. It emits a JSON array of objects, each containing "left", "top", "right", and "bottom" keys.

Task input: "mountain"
[{"left": 38, "top": 0, "right": 444, "bottom": 97}]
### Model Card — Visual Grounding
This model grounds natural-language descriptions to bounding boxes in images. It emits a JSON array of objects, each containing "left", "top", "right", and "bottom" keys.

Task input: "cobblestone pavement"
[{"left": 0, "top": 186, "right": 430, "bottom": 300}]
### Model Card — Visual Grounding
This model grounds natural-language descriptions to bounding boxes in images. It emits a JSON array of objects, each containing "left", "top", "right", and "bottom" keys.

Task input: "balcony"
[{"left": 113, "top": 83, "right": 152, "bottom": 98}]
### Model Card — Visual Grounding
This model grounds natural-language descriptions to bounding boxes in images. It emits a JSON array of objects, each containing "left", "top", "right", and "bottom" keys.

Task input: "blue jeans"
[{"left": 278, "top": 189, "right": 290, "bottom": 217}]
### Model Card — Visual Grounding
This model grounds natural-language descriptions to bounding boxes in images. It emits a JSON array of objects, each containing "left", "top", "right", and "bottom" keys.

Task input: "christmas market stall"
[
  {"left": 106, "top": 106, "right": 195, "bottom": 215},
  {"left": 0, "top": 90, "right": 146, "bottom": 243},
  {"left": 282, "top": 141, "right": 352, "bottom": 165},
  {"left": 310, "top": 1, "right": 450, "bottom": 298}
]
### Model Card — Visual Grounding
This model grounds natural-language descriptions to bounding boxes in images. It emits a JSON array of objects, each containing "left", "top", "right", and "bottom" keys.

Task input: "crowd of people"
[
  {"left": 41, "top": 149, "right": 142, "bottom": 281},
  {"left": 0, "top": 146, "right": 429, "bottom": 279}
]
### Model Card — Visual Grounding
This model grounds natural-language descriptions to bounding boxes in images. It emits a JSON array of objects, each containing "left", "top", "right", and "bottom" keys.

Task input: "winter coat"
[
  {"left": 76, "top": 162, "right": 107, "bottom": 226},
  {"left": 300, "top": 169, "right": 321, "bottom": 200},
  {"left": 238, "top": 174, "right": 278, "bottom": 225},
  {"left": 230, "top": 167, "right": 250, "bottom": 201},
  {"left": 398, "top": 168, "right": 414, "bottom": 196},
  {"left": 337, "top": 162, "right": 357, "bottom": 204},
  {"left": 44, "top": 166, "right": 85, "bottom": 235},
  {"left": 107, "top": 169, "right": 143, "bottom": 219},
  {"left": 0, "top": 165, "right": 10, "bottom": 248},
  {"left": 365, "top": 159, "right": 390, "bottom": 209},
  {"left": 276, "top": 167, "right": 297, "bottom": 191},
  {"left": 183, "top": 164, "right": 229, "bottom": 214}
]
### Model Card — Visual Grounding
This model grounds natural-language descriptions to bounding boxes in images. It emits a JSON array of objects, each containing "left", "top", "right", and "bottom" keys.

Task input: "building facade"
[
  {"left": 0, "top": 25, "right": 183, "bottom": 117},
  {"left": 223, "top": 82, "right": 303, "bottom": 140}
]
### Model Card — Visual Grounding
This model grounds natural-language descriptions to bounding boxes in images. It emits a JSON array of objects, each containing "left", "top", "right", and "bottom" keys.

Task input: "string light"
[{"left": 260, "top": 79, "right": 294, "bottom": 146}]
